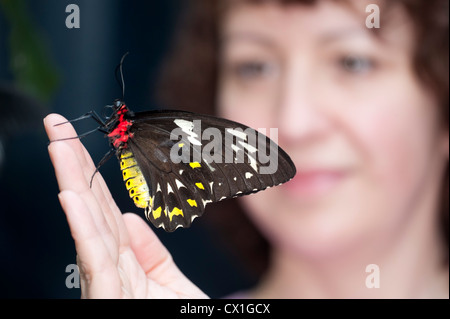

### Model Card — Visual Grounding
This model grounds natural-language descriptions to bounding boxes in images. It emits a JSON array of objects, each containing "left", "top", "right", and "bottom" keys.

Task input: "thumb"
[
  {"left": 123, "top": 213, "right": 208, "bottom": 297},
  {"left": 123, "top": 212, "right": 174, "bottom": 278}
]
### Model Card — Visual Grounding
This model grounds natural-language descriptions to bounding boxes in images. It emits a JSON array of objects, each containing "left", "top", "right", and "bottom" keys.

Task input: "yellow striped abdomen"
[{"left": 120, "top": 151, "right": 151, "bottom": 209}]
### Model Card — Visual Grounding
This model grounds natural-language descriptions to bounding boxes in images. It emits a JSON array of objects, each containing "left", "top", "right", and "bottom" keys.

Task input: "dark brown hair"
[{"left": 157, "top": 0, "right": 449, "bottom": 278}]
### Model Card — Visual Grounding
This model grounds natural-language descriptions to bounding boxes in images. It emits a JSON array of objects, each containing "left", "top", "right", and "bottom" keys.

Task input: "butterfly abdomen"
[
  {"left": 120, "top": 149, "right": 188, "bottom": 231},
  {"left": 119, "top": 150, "right": 151, "bottom": 210}
]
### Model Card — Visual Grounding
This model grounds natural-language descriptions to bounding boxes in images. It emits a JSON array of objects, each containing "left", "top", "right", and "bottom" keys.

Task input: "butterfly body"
[{"left": 102, "top": 99, "right": 296, "bottom": 232}]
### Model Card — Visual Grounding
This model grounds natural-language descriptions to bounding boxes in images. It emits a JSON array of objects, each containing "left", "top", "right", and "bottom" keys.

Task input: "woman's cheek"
[
  {"left": 362, "top": 86, "right": 438, "bottom": 193},
  {"left": 218, "top": 81, "right": 277, "bottom": 127}
]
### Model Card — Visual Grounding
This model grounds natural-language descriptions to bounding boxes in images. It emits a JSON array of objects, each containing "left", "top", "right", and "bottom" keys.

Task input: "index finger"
[
  {"left": 44, "top": 113, "right": 128, "bottom": 249},
  {"left": 44, "top": 113, "right": 92, "bottom": 170}
]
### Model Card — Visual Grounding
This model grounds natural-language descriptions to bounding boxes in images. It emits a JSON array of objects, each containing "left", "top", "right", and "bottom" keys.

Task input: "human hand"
[{"left": 44, "top": 114, "right": 208, "bottom": 298}]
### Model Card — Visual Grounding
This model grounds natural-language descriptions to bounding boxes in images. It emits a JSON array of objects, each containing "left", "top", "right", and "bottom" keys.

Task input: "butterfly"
[{"left": 56, "top": 54, "right": 296, "bottom": 232}]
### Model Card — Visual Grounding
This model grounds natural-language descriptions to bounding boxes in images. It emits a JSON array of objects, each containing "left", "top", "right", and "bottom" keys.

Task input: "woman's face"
[{"left": 217, "top": 0, "right": 448, "bottom": 258}]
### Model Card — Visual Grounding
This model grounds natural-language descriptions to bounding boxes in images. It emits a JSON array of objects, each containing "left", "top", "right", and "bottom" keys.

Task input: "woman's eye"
[
  {"left": 230, "top": 61, "right": 276, "bottom": 80},
  {"left": 339, "top": 55, "right": 375, "bottom": 74}
]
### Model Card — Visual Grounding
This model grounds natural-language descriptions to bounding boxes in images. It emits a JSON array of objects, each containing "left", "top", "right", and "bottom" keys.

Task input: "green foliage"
[{"left": 0, "top": 0, "right": 59, "bottom": 104}]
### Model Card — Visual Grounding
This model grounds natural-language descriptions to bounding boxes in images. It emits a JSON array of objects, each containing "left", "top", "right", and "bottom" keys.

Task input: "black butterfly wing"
[
  {"left": 127, "top": 125, "right": 208, "bottom": 231},
  {"left": 126, "top": 110, "right": 296, "bottom": 232}
]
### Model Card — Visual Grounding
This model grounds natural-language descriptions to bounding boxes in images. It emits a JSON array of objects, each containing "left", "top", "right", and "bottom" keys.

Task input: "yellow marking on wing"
[
  {"left": 153, "top": 207, "right": 162, "bottom": 219},
  {"left": 187, "top": 199, "right": 197, "bottom": 207},
  {"left": 169, "top": 207, "right": 184, "bottom": 221},
  {"left": 195, "top": 182, "right": 205, "bottom": 190},
  {"left": 190, "top": 162, "right": 201, "bottom": 169}
]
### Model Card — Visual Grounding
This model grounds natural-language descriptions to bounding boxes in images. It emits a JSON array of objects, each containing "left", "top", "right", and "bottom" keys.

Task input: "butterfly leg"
[
  {"left": 49, "top": 126, "right": 107, "bottom": 144},
  {"left": 49, "top": 111, "right": 109, "bottom": 143},
  {"left": 89, "top": 148, "right": 116, "bottom": 188},
  {"left": 54, "top": 110, "right": 106, "bottom": 127}
]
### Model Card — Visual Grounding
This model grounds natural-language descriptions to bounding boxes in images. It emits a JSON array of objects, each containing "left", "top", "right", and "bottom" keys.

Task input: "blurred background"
[{"left": 0, "top": 0, "right": 254, "bottom": 298}]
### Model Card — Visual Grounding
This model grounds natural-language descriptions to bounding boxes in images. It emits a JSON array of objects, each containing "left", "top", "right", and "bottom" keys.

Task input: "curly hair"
[{"left": 157, "top": 0, "right": 449, "bottom": 278}]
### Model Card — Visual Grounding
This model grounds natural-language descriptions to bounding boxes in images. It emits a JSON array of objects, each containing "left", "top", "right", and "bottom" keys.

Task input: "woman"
[{"left": 44, "top": 0, "right": 448, "bottom": 298}]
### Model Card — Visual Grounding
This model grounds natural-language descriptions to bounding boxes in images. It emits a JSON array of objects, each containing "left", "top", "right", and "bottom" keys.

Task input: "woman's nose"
[{"left": 276, "top": 59, "right": 331, "bottom": 147}]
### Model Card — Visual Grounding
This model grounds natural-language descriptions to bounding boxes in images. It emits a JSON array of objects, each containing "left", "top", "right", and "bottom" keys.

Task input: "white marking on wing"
[
  {"left": 203, "top": 158, "right": 216, "bottom": 172},
  {"left": 238, "top": 139, "right": 257, "bottom": 153},
  {"left": 174, "top": 119, "right": 194, "bottom": 132},
  {"left": 175, "top": 179, "right": 184, "bottom": 189},
  {"left": 231, "top": 144, "right": 240, "bottom": 153},
  {"left": 247, "top": 154, "right": 258, "bottom": 172},
  {"left": 174, "top": 119, "right": 202, "bottom": 145},
  {"left": 226, "top": 128, "right": 247, "bottom": 140},
  {"left": 188, "top": 135, "right": 202, "bottom": 146},
  {"left": 202, "top": 199, "right": 212, "bottom": 207}
]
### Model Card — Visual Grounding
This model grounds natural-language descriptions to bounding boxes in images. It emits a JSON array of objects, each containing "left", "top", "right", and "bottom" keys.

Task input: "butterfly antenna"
[{"left": 115, "top": 52, "right": 129, "bottom": 100}]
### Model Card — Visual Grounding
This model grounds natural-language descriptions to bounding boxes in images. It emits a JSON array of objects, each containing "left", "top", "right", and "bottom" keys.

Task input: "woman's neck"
[
  {"left": 251, "top": 198, "right": 448, "bottom": 299},
  {"left": 253, "top": 243, "right": 447, "bottom": 299}
]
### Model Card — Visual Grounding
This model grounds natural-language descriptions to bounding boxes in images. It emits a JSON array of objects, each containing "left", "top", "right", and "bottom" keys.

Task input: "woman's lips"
[{"left": 283, "top": 169, "right": 347, "bottom": 198}]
